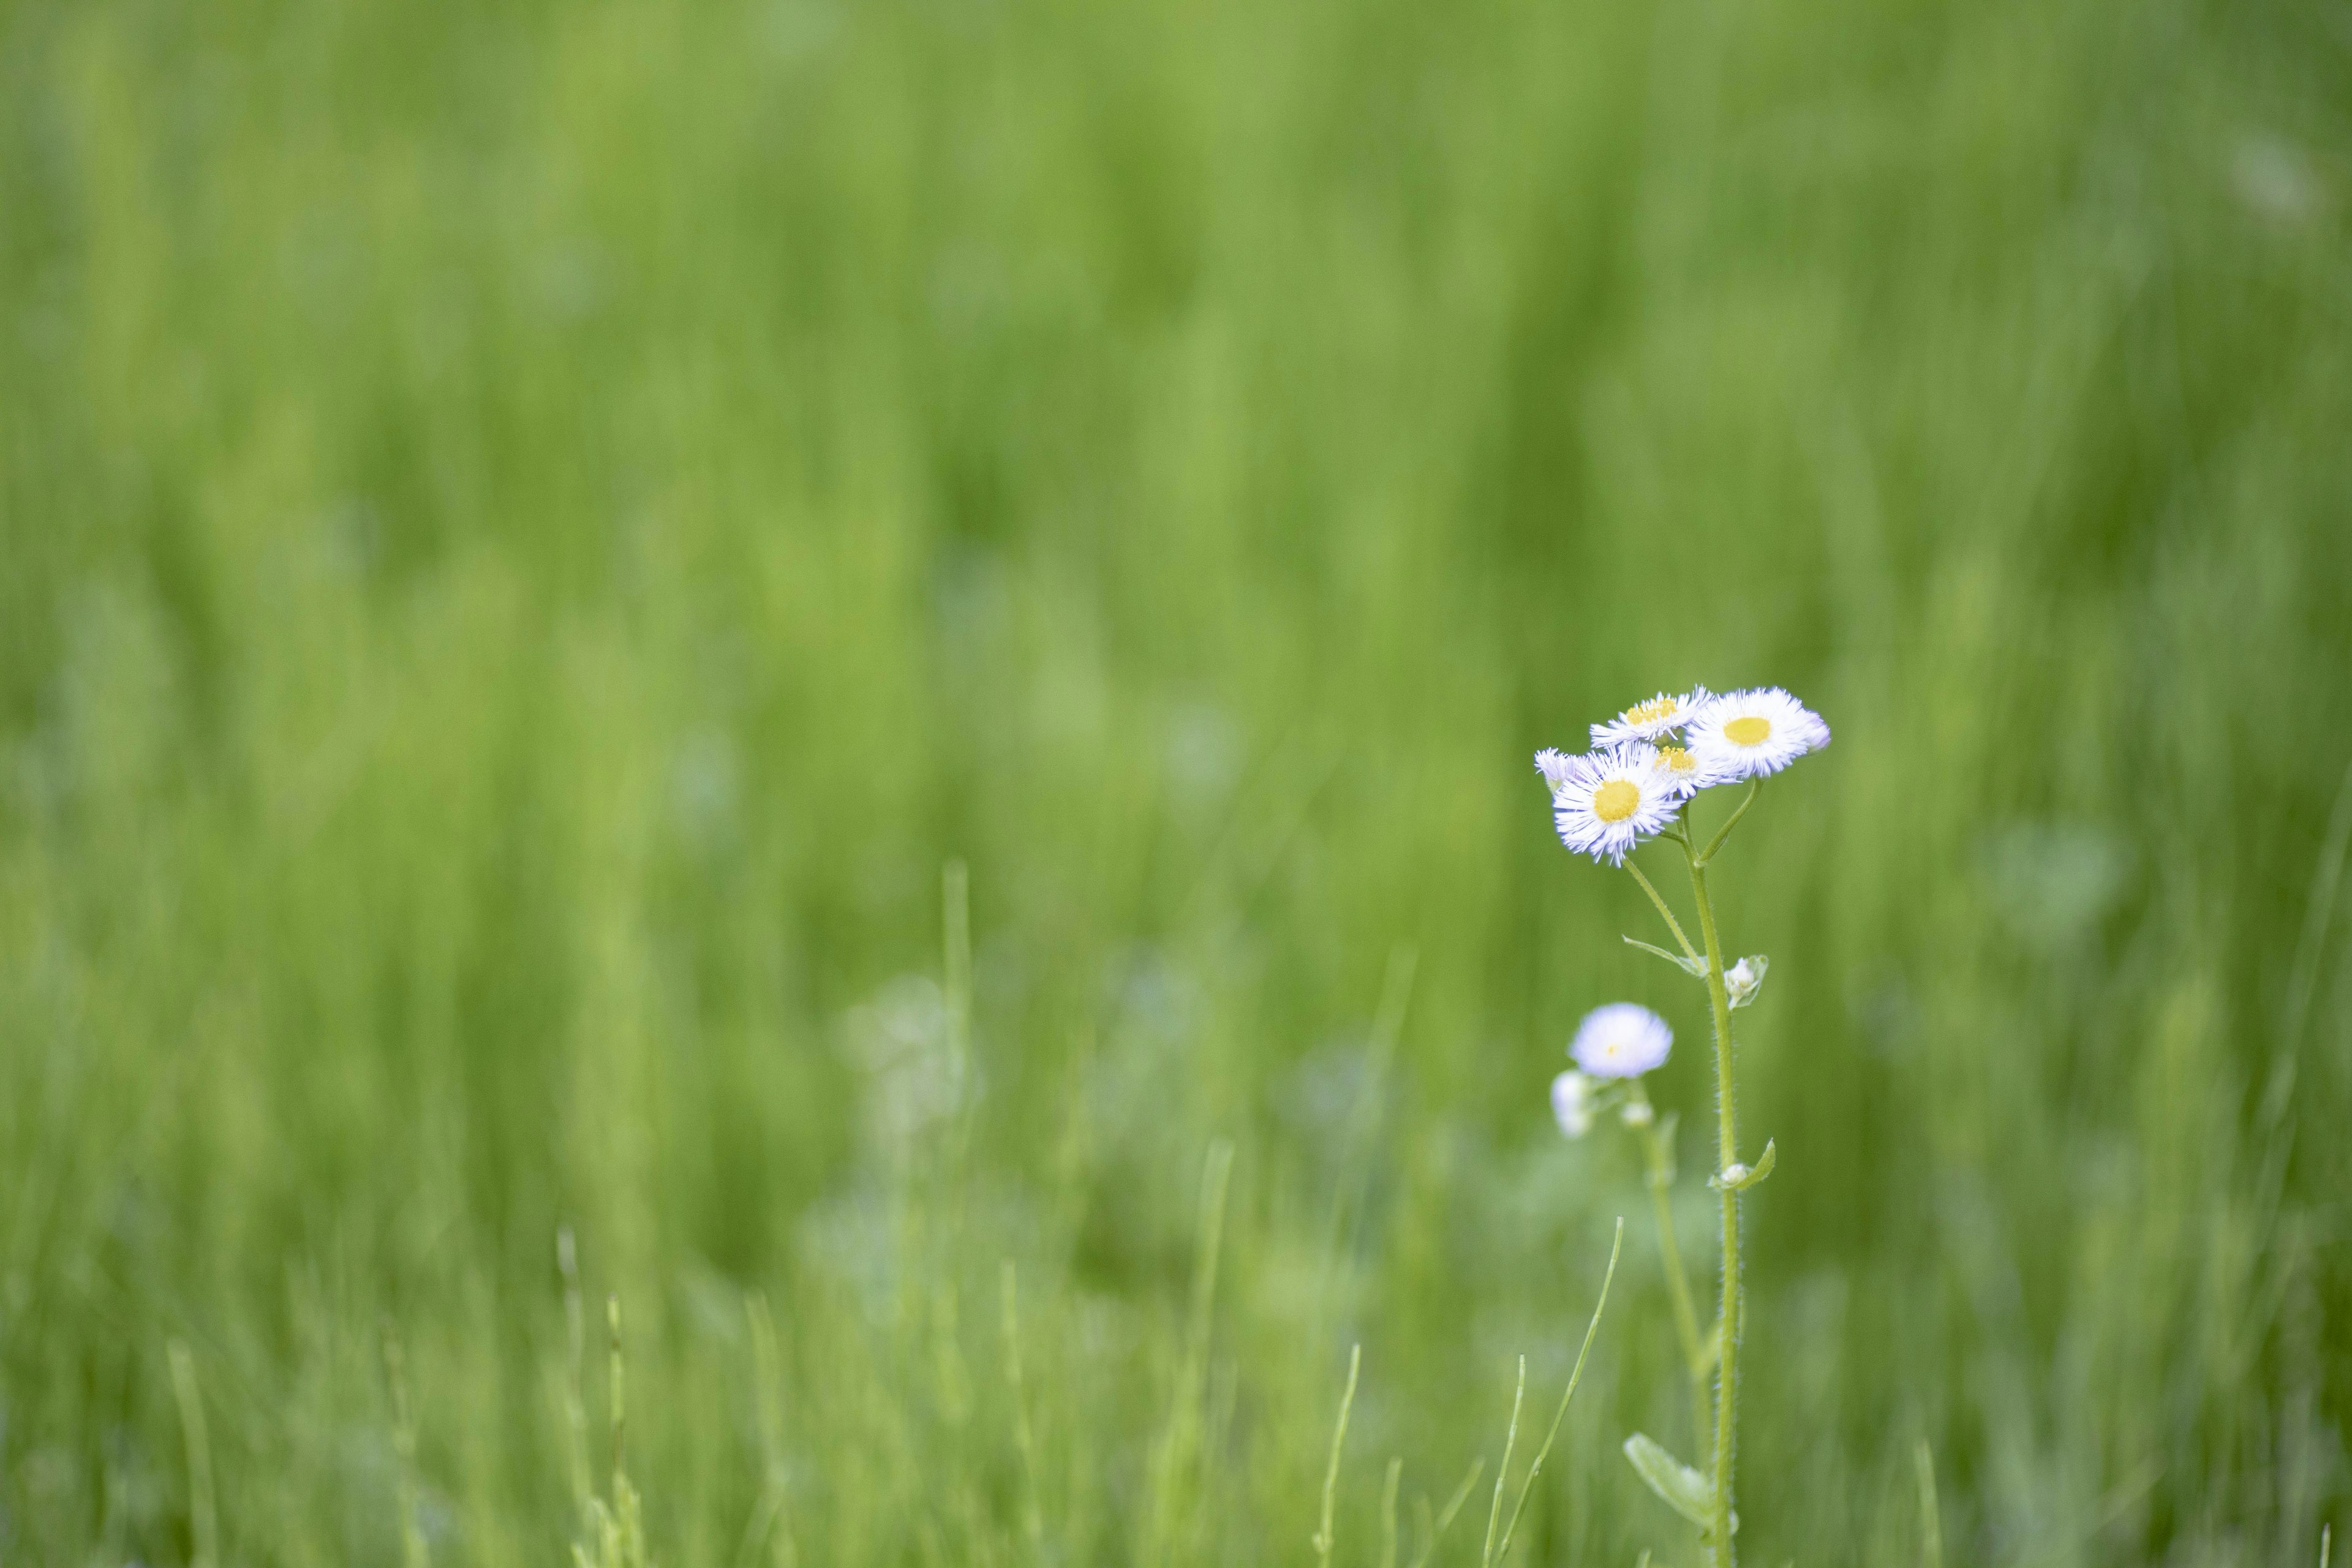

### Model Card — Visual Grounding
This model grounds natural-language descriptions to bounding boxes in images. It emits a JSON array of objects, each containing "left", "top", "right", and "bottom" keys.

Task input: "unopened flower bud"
[
  {"left": 1719, "top": 1161, "right": 1751, "bottom": 1186},
  {"left": 1724, "top": 955, "right": 1769, "bottom": 1009},
  {"left": 1620, "top": 1099, "right": 1655, "bottom": 1129},
  {"left": 1551, "top": 1071, "right": 1595, "bottom": 1139}
]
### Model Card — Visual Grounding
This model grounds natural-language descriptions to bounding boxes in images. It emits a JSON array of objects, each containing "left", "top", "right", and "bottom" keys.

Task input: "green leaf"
[
  {"left": 1709, "top": 1139, "right": 1779, "bottom": 1192},
  {"left": 1621, "top": 936, "right": 1708, "bottom": 978},
  {"left": 1622, "top": 1433, "right": 1712, "bottom": 1532}
]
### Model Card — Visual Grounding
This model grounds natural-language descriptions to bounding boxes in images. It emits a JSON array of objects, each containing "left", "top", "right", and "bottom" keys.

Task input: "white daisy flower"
[
  {"left": 1590, "top": 687, "right": 1711, "bottom": 747},
  {"left": 1551, "top": 1070, "right": 1595, "bottom": 1139},
  {"left": 1533, "top": 747, "right": 1577, "bottom": 792},
  {"left": 1549, "top": 744, "right": 1681, "bottom": 866},
  {"left": 1686, "top": 687, "right": 1830, "bottom": 780},
  {"left": 1648, "top": 742, "right": 1717, "bottom": 798},
  {"left": 1570, "top": 1002, "right": 1673, "bottom": 1079}
]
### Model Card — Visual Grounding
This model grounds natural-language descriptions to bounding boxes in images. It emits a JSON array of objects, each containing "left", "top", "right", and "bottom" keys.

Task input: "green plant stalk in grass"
[
  {"left": 1605, "top": 762, "right": 1778, "bottom": 1562},
  {"left": 1684, "top": 815, "right": 1746, "bottom": 1568},
  {"left": 1624, "top": 1081, "right": 1711, "bottom": 1458}
]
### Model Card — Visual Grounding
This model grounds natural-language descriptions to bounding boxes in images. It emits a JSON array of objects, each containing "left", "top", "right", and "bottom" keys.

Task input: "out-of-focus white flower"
[
  {"left": 1591, "top": 688, "right": 1711, "bottom": 747},
  {"left": 1548, "top": 744, "right": 1681, "bottom": 866},
  {"left": 1724, "top": 955, "right": 1769, "bottom": 1009},
  {"left": 1551, "top": 1069, "right": 1596, "bottom": 1138},
  {"left": 1686, "top": 687, "right": 1830, "bottom": 780},
  {"left": 1571, "top": 1002, "right": 1673, "bottom": 1079},
  {"left": 1534, "top": 747, "right": 1577, "bottom": 792},
  {"left": 1619, "top": 1098, "right": 1655, "bottom": 1129}
]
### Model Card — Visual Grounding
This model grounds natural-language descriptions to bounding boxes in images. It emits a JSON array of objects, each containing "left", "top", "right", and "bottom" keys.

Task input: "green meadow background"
[{"left": 4, "top": 0, "right": 2351, "bottom": 1562}]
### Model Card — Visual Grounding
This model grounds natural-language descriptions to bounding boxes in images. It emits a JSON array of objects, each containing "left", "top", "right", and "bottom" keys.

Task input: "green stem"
[
  {"left": 1629, "top": 1088, "right": 1711, "bottom": 1458},
  {"left": 1480, "top": 1358, "right": 1527, "bottom": 1568},
  {"left": 1685, "top": 850, "right": 1740, "bottom": 1568},
  {"left": 1697, "top": 779, "right": 1762, "bottom": 868},
  {"left": 1624, "top": 860, "right": 1703, "bottom": 970}
]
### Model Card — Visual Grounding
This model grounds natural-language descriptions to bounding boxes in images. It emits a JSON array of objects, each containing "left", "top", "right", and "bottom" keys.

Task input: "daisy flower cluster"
[
  {"left": 1535, "top": 687, "right": 1829, "bottom": 865},
  {"left": 1529, "top": 681, "right": 1831, "bottom": 1567}
]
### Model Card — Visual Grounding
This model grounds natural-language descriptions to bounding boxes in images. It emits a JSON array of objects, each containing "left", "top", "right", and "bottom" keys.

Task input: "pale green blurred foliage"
[{"left": 1, "top": 0, "right": 2350, "bottom": 1562}]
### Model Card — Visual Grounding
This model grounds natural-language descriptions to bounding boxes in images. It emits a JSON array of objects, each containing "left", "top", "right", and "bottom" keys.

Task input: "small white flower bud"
[
  {"left": 1551, "top": 1071, "right": 1596, "bottom": 1139},
  {"left": 1724, "top": 954, "right": 1769, "bottom": 1009},
  {"left": 1619, "top": 1099, "right": 1655, "bottom": 1129},
  {"left": 1719, "top": 1162, "right": 1751, "bottom": 1186}
]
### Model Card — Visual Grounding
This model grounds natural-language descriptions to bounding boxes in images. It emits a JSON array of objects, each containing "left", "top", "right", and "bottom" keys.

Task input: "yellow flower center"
[
  {"left": 1724, "top": 715, "right": 1772, "bottom": 747},
  {"left": 1656, "top": 745, "right": 1696, "bottom": 773},
  {"left": 1623, "top": 695, "right": 1679, "bottom": 726},
  {"left": 1593, "top": 778, "right": 1642, "bottom": 823}
]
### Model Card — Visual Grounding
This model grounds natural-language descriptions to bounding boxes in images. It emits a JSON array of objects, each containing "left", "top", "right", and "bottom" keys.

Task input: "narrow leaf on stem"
[
  {"left": 1623, "top": 1433, "right": 1713, "bottom": 1532},
  {"left": 1624, "top": 935, "right": 1710, "bottom": 977}
]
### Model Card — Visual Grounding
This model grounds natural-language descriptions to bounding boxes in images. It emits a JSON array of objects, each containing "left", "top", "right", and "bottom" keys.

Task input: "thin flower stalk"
[
  {"left": 1626, "top": 1085, "right": 1710, "bottom": 1458},
  {"left": 1684, "top": 828, "right": 1744, "bottom": 1568}
]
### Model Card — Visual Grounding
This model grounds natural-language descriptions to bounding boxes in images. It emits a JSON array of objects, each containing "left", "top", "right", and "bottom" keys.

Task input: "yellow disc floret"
[
  {"left": 1656, "top": 745, "right": 1697, "bottom": 774},
  {"left": 1623, "top": 695, "right": 1680, "bottom": 726},
  {"left": 1592, "top": 778, "right": 1642, "bottom": 822},
  {"left": 1724, "top": 715, "right": 1772, "bottom": 747}
]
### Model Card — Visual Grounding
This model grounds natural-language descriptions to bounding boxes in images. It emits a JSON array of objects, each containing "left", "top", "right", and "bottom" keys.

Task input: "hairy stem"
[{"left": 1686, "top": 851, "right": 1740, "bottom": 1568}]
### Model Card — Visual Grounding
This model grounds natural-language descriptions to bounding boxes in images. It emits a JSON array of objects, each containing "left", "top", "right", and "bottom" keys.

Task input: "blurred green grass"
[{"left": 4, "top": 0, "right": 2351, "bottom": 1562}]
